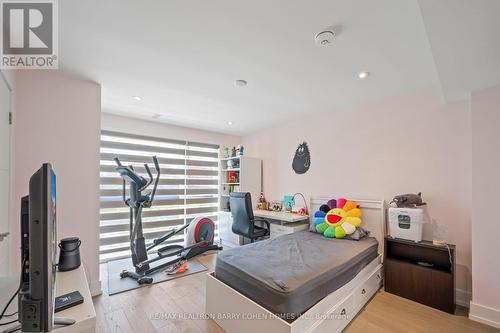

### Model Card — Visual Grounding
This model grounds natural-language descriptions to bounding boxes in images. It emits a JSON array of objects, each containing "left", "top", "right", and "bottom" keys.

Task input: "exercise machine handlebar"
[
  {"left": 149, "top": 156, "right": 160, "bottom": 203},
  {"left": 141, "top": 163, "right": 153, "bottom": 191},
  {"left": 113, "top": 156, "right": 160, "bottom": 206},
  {"left": 114, "top": 157, "right": 123, "bottom": 167}
]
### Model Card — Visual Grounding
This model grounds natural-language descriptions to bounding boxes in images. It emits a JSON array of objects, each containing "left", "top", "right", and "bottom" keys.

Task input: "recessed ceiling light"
[
  {"left": 132, "top": 95, "right": 142, "bottom": 101},
  {"left": 358, "top": 71, "right": 370, "bottom": 80},
  {"left": 228, "top": 121, "right": 233, "bottom": 126},
  {"left": 152, "top": 113, "right": 161, "bottom": 119},
  {"left": 234, "top": 80, "right": 247, "bottom": 87}
]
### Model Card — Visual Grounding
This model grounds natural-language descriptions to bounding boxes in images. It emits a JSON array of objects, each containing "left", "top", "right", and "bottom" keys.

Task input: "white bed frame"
[{"left": 206, "top": 198, "right": 386, "bottom": 333}]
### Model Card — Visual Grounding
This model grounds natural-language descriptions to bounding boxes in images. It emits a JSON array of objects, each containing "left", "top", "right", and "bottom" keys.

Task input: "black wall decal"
[{"left": 292, "top": 142, "right": 311, "bottom": 174}]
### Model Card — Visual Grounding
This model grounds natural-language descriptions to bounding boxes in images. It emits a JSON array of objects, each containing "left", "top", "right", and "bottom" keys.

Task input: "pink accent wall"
[
  {"left": 243, "top": 88, "right": 472, "bottom": 293},
  {"left": 9, "top": 70, "right": 101, "bottom": 291},
  {"left": 471, "top": 85, "right": 500, "bottom": 310},
  {"left": 101, "top": 113, "right": 241, "bottom": 148}
]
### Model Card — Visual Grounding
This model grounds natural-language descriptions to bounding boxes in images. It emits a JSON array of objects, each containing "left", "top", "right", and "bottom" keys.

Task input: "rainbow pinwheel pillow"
[{"left": 313, "top": 198, "right": 362, "bottom": 238}]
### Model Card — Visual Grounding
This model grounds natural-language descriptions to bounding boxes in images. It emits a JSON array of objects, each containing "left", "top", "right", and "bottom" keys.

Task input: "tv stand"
[
  {"left": 0, "top": 265, "right": 96, "bottom": 333},
  {"left": 2, "top": 319, "right": 75, "bottom": 333}
]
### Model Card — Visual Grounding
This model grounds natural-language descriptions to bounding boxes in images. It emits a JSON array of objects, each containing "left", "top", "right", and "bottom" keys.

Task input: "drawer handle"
[
  {"left": 340, "top": 308, "right": 346, "bottom": 315},
  {"left": 361, "top": 288, "right": 366, "bottom": 295},
  {"left": 376, "top": 273, "right": 381, "bottom": 280}
]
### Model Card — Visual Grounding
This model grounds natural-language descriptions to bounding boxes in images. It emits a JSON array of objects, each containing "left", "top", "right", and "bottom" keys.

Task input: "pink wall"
[
  {"left": 101, "top": 113, "right": 241, "bottom": 148},
  {"left": 243, "top": 88, "right": 472, "bottom": 293},
  {"left": 10, "top": 71, "right": 101, "bottom": 292},
  {"left": 471, "top": 85, "right": 500, "bottom": 313}
]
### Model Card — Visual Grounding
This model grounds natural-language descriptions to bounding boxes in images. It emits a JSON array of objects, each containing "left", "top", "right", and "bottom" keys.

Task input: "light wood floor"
[{"left": 94, "top": 254, "right": 499, "bottom": 333}]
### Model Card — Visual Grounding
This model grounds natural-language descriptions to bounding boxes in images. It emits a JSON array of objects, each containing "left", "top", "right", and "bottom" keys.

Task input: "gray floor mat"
[{"left": 107, "top": 257, "right": 207, "bottom": 295}]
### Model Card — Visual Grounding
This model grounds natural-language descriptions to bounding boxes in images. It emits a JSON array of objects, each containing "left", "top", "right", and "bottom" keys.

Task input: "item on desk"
[
  {"left": 58, "top": 237, "right": 81, "bottom": 272},
  {"left": 55, "top": 291, "right": 84, "bottom": 313},
  {"left": 283, "top": 195, "right": 294, "bottom": 212},
  {"left": 390, "top": 192, "right": 426, "bottom": 208},
  {"left": 388, "top": 206, "right": 428, "bottom": 242},
  {"left": 269, "top": 201, "right": 283, "bottom": 211},
  {"left": 259, "top": 191, "right": 266, "bottom": 203},
  {"left": 291, "top": 205, "right": 307, "bottom": 215},
  {"left": 257, "top": 192, "right": 268, "bottom": 210},
  {"left": 291, "top": 192, "right": 309, "bottom": 215}
]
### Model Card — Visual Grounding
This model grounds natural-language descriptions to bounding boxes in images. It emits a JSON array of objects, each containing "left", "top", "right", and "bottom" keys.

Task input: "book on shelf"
[
  {"left": 224, "top": 185, "right": 241, "bottom": 195},
  {"left": 227, "top": 171, "right": 239, "bottom": 184}
]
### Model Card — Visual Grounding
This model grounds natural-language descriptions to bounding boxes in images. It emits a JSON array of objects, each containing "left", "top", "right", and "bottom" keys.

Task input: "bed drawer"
[
  {"left": 331, "top": 293, "right": 355, "bottom": 324},
  {"left": 354, "top": 266, "right": 382, "bottom": 308},
  {"left": 306, "top": 293, "right": 355, "bottom": 333}
]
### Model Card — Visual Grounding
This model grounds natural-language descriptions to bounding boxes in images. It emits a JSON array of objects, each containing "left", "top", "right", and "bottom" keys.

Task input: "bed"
[
  {"left": 215, "top": 231, "right": 378, "bottom": 319},
  {"left": 206, "top": 198, "right": 385, "bottom": 333}
]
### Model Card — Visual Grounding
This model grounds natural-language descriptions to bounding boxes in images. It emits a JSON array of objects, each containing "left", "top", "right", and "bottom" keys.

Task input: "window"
[{"left": 99, "top": 130, "right": 219, "bottom": 262}]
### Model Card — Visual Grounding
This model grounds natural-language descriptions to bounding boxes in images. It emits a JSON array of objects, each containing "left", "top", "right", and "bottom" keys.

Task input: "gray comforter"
[{"left": 215, "top": 231, "right": 378, "bottom": 320}]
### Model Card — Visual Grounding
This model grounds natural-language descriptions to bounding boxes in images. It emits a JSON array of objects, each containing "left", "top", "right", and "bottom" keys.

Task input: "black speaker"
[{"left": 58, "top": 237, "right": 81, "bottom": 272}]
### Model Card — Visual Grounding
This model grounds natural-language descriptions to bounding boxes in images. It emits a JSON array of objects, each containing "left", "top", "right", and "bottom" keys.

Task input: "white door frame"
[{"left": 0, "top": 71, "right": 12, "bottom": 276}]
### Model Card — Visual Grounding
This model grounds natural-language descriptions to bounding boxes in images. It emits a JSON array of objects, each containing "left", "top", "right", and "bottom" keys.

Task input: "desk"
[
  {"left": 253, "top": 210, "right": 309, "bottom": 225},
  {"left": 254, "top": 210, "right": 309, "bottom": 239},
  {"left": 0, "top": 265, "right": 96, "bottom": 333}
]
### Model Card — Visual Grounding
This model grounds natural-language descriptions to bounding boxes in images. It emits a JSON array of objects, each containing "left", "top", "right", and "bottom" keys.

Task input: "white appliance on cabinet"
[{"left": 388, "top": 206, "right": 428, "bottom": 242}]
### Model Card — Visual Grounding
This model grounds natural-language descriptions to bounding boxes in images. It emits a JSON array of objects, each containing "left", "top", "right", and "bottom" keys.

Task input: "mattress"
[{"left": 215, "top": 231, "right": 378, "bottom": 320}]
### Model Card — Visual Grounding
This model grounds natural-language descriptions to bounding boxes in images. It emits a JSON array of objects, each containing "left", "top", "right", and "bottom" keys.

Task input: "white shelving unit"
[{"left": 218, "top": 155, "right": 262, "bottom": 248}]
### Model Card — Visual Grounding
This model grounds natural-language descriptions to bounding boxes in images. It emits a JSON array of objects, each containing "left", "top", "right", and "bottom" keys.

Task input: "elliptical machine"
[{"left": 114, "top": 156, "right": 221, "bottom": 284}]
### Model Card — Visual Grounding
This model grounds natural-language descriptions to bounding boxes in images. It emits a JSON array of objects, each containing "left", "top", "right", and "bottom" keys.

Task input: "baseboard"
[
  {"left": 469, "top": 301, "right": 500, "bottom": 329},
  {"left": 89, "top": 279, "right": 102, "bottom": 297},
  {"left": 456, "top": 288, "right": 471, "bottom": 308}
]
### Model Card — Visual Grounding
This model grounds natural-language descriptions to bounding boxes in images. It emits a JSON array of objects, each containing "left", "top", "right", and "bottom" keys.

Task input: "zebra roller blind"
[{"left": 99, "top": 130, "right": 220, "bottom": 262}]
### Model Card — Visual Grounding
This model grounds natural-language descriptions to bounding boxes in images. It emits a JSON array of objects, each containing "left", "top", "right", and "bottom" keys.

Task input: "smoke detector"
[
  {"left": 315, "top": 29, "right": 336, "bottom": 47},
  {"left": 234, "top": 79, "right": 247, "bottom": 87}
]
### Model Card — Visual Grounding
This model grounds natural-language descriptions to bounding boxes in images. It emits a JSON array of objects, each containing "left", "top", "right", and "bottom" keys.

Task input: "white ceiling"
[
  {"left": 418, "top": 0, "right": 500, "bottom": 101},
  {"left": 59, "top": 0, "right": 500, "bottom": 135}
]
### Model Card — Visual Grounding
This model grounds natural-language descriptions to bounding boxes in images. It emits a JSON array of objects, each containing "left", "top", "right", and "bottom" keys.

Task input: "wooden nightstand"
[{"left": 384, "top": 236, "right": 456, "bottom": 314}]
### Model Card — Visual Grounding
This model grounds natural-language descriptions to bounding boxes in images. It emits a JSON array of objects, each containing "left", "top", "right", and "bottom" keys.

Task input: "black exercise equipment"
[{"left": 114, "top": 156, "right": 221, "bottom": 284}]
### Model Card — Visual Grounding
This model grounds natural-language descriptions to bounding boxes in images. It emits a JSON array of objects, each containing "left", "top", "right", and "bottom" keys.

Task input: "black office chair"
[{"left": 229, "top": 192, "right": 270, "bottom": 243}]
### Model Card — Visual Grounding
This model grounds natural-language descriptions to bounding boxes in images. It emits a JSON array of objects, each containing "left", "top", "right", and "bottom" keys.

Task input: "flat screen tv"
[{"left": 18, "top": 163, "right": 57, "bottom": 332}]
